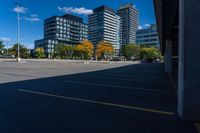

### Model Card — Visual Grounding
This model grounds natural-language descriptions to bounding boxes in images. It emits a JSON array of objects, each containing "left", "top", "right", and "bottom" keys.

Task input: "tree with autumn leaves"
[
  {"left": 76, "top": 40, "right": 94, "bottom": 60},
  {"left": 54, "top": 40, "right": 116, "bottom": 60},
  {"left": 96, "top": 41, "right": 114, "bottom": 60},
  {"left": 55, "top": 40, "right": 94, "bottom": 60}
]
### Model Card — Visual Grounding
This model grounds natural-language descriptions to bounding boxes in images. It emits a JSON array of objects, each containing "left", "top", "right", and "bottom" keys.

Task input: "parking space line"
[
  {"left": 18, "top": 89, "right": 175, "bottom": 116},
  {"left": 82, "top": 75, "right": 171, "bottom": 84},
  {"left": 98, "top": 73, "right": 167, "bottom": 80},
  {"left": 168, "top": 73, "right": 178, "bottom": 93},
  {"left": 63, "top": 80, "right": 175, "bottom": 94}
]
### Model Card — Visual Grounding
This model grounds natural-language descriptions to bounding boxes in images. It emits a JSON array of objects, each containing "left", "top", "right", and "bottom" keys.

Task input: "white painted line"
[
  {"left": 18, "top": 89, "right": 175, "bottom": 116},
  {"left": 84, "top": 75, "right": 171, "bottom": 84},
  {"left": 100, "top": 73, "right": 167, "bottom": 79},
  {"left": 63, "top": 80, "right": 175, "bottom": 94}
]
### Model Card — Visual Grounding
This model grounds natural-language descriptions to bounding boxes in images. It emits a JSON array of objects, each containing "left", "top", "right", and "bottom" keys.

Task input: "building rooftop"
[
  {"left": 62, "top": 14, "right": 83, "bottom": 23},
  {"left": 44, "top": 14, "right": 84, "bottom": 23},
  {"left": 93, "top": 6, "right": 115, "bottom": 14},
  {"left": 118, "top": 3, "right": 138, "bottom": 11}
]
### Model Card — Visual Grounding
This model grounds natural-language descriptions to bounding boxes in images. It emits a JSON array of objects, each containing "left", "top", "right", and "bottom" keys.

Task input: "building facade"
[
  {"left": 88, "top": 6, "right": 121, "bottom": 53},
  {"left": 117, "top": 4, "right": 139, "bottom": 45},
  {"left": 154, "top": 0, "right": 200, "bottom": 121},
  {"left": 136, "top": 24, "right": 160, "bottom": 47},
  {"left": 35, "top": 14, "right": 87, "bottom": 58}
]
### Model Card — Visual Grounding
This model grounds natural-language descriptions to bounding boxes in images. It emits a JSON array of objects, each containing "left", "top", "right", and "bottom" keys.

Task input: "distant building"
[
  {"left": 136, "top": 24, "right": 160, "bottom": 47},
  {"left": 34, "top": 14, "right": 87, "bottom": 58},
  {"left": 117, "top": 4, "right": 139, "bottom": 45},
  {"left": 88, "top": 6, "right": 121, "bottom": 54}
]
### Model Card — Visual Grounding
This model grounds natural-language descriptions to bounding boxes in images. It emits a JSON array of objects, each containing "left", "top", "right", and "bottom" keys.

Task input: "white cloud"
[
  {"left": 13, "top": 6, "right": 40, "bottom": 22},
  {"left": 13, "top": 6, "right": 28, "bottom": 14},
  {"left": 24, "top": 43, "right": 34, "bottom": 49},
  {"left": 58, "top": 6, "right": 93, "bottom": 15},
  {"left": 0, "top": 37, "right": 11, "bottom": 42},
  {"left": 143, "top": 24, "right": 151, "bottom": 27},
  {"left": 30, "top": 14, "right": 38, "bottom": 17},
  {"left": 138, "top": 26, "right": 143, "bottom": 30},
  {"left": 24, "top": 17, "right": 41, "bottom": 22}
]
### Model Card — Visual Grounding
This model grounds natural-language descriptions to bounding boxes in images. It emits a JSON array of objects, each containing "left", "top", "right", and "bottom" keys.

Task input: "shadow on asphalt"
[{"left": 0, "top": 63, "right": 197, "bottom": 133}]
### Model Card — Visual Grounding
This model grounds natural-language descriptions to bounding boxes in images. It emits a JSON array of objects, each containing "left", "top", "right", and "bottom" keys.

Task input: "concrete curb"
[{"left": 0, "top": 59, "right": 140, "bottom": 65}]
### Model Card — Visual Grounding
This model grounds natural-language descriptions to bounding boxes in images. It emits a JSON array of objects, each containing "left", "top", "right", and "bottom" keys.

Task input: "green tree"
[
  {"left": 65, "top": 45, "right": 76, "bottom": 59},
  {"left": 140, "top": 44, "right": 157, "bottom": 48},
  {"left": 140, "top": 47, "right": 161, "bottom": 62},
  {"left": 0, "top": 41, "right": 5, "bottom": 49},
  {"left": 56, "top": 43, "right": 66, "bottom": 59},
  {"left": 121, "top": 44, "right": 140, "bottom": 60},
  {"left": 35, "top": 47, "right": 45, "bottom": 59},
  {"left": 73, "top": 45, "right": 82, "bottom": 59},
  {"left": 55, "top": 44, "right": 77, "bottom": 59},
  {"left": 9, "top": 44, "right": 29, "bottom": 58},
  {"left": 55, "top": 41, "right": 94, "bottom": 60},
  {"left": 0, "top": 41, "right": 5, "bottom": 55}
]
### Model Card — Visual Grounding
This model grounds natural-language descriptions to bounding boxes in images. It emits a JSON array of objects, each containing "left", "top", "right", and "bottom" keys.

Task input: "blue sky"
[{"left": 0, "top": 0, "right": 156, "bottom": 49}]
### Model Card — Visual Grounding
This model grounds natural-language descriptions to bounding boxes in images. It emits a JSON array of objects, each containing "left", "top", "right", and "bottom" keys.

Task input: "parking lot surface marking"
[
  {"left": 18, "top": 89, "right": 175, "bottom": 115},
  {"left": 63, "top": 80, "right": 175, "bottom": 94}
]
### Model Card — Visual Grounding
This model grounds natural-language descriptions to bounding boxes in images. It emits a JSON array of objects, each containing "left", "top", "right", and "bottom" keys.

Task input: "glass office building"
[
  {"left": 35, "top": 14, "right": 87, "bottom": 58},
  {"left": 117, "top": 4, "right": 139, "bottom": 45},
  {"left": 136, "top": 24, "right": 160, "bottom": 47},
  {"left": 88, "top": 6, "right": 121, "bottom": 54}
]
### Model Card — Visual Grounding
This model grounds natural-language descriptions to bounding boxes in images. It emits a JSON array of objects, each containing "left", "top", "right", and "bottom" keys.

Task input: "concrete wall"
[
  {"left": 164, "top": 38, "right": 172, "bottom": 73},
  {"left": 178, "top": 0, "right": 200, "bottom": 121}
]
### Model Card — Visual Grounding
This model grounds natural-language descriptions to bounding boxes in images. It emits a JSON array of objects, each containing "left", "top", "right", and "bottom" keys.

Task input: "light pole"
[{"left": 15, "top": 2, "right": 21, "bottom": 62}]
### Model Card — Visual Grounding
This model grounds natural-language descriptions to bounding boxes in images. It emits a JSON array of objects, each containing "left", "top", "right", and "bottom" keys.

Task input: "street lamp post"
[{"left": 16, "top": 3, "right": 21, "bottom": 62}]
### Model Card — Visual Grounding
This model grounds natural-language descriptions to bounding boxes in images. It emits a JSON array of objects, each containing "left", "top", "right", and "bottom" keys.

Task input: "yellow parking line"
[
  {"left": 18, "top": 89, "right": 175, "bottom": 116},
  {"left": 195, "top": 123, "right": 200, "bottom": 133}
]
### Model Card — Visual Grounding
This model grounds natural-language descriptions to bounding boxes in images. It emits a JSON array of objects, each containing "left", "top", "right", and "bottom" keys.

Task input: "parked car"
[{"left": 153, "top": 58, "right": 161, "bottom": 63}]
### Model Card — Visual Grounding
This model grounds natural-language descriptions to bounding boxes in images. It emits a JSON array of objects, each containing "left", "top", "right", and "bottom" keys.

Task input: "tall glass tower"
[
  {"left": 88, "top": 6, "right": 121, "bottom": 53},
  {"left": 117, "top": 4, "right": 139, "bottom": 45}
]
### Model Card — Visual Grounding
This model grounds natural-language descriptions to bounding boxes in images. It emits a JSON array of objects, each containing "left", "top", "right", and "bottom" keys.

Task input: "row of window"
[
  {"left": 136, "top": 34, "right": 158, "bottom": 38},
  {"left": 137, "top": 38, "right": 159, "bottom": 42},
  {"left": 55, "top": 26, "right": 87, "bottom": 31}
]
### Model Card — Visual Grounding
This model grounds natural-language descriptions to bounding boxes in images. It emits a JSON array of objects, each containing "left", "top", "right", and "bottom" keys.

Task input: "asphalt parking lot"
[{"left": 0, "top": 59, "right": 198, "bottom": 133}]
